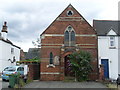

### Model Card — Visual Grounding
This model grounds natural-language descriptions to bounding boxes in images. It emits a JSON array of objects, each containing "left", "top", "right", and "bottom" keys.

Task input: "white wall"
[
  {"left": 118, "top": 37, "right": 120, "bottom": 74},
  {"left": 0, "top": 40, "right": 20, "bottom": 73},
  {"left": 0, "top": 41, "right": 2, "bottom": 73},
  {"left": 98, "top": 36, "right": 118, "bottom": 79}
]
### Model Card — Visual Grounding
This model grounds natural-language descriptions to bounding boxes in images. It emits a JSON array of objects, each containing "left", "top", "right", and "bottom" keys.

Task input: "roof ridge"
[{"left": 93, "top": 19, "right": 120, "bottom": 21}]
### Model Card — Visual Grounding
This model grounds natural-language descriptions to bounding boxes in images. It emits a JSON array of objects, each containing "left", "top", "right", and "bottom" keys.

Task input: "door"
[
  {"left": 64, "top": 55, "right": 74, "bottom": 76},
  {"left": 101, "top": 59, "right": 109, "bottom": 78}
]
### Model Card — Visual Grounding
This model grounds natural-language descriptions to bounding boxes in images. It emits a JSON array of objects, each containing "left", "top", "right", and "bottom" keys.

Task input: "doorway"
[
  {"left": 101, "top": 59, "right": 109, "bottom": 78},
  {"left": 64, "top": 55, "right": 74, "bottom": 76}
]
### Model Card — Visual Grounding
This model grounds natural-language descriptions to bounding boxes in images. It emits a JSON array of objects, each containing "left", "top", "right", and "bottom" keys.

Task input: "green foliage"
[
  {"left": 26, "top": 78, "right": 33, "bottom": 83},
  {"left": 69, "top": 50, "right": 92, "bottom": 81},
  {"left": 14, "top": 84, "right": 19, "bottom": 88},
  {"left": 9, "top": 73, "right": 33, "bottom": 88},
  {"left": 17, "top": 58, "right": 40, "bottom": 63},
  {"left": 64, "top": 76, "right": 75, "bottom": 82},
  {"left": 19, "top": 79, "right": 25, "bottom": 87}
]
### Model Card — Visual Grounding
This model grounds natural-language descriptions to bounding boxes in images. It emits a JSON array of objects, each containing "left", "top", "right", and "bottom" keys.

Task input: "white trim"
[
  {"left": 76, "top": 44, "right": 95, "bottom": 45},
  {"left": 42, "top": 34, "right": 96, "bottom": 37},
  {"left": 41, "top": 43, "right": 63, "bottom": 45},
  {"left": 56, "top": 17, "right": 84, "bottom": 21},
  {"left": 76, "top": 34, "right": 96, "bottom": 37},
  {"left": 80, "top": 46, "right": 96, "bottom": 48},
  {"left": 109, "top": 36, "right": 116, "bottom": 49},
  {"left": 44, "top": 34, "right": 64, "bottom": 36},
  {"left": 107, "top": 29, "right": 117, "bottom": 35},
  {"left": 46, "top": 64, "right": 55, "bottom": 68},
  {"left": 57, "top": 19, "right": 83, "bottom": 21},
  {"left": 41, "top": 72, "right": 60, "bottom": 74},
  {"left": 41, "top": 43, "right": 95, "bottom": 46},
  {"left": 58, "top": 17, "right": 83, "bottom": 19},
  {"left": 41, "top": 46, "right": 96, "bottom": 48},
  {"left": 41, "top": 46, "right": 61, "bottom": 48}
]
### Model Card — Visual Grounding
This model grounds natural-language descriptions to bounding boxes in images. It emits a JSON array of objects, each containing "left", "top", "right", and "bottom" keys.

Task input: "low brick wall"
[
  {"left": 99, "top": 64, "right": 104, "bottom": 81},
  {"left": 28, "top": 63, "right": 40, "bottom": 80},
  {"left": 41, "top": 74, "right": 60, "bottom": 81}
]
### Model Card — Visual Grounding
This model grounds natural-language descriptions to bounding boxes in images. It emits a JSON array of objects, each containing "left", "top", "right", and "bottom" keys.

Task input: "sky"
[{"left": 0, "top": 0, "right": 119, "bottom": 52}]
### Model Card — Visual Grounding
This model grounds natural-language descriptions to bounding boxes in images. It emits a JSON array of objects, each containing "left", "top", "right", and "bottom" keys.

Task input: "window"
[
  {"left": 67, "top": 10, "right": 74, "bottom": 16},
  {"left": 64, "top": 26, "right": 75, "bottom": 46},
  {"left": 50, "top": 52, "right": 53, "bottom": 64},
  {"left": 17, "top": 67, "right": 24, "bottom": 71},
  {"left": 65, "top": 31, "right": 69, "bottom": 41},
  {"left": 71, "top": 31, "right": 75, "bottom": 41},
  {"left": 110, "top": 36, "right": 115, "bottom": 47},
  {"left": 11, "top": 48, "right": 14, "bottom": 54}
]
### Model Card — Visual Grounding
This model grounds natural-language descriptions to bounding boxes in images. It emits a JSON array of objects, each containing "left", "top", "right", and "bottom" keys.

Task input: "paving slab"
[
  {"left": 0, "top": 78, "right": 1, "bottom": 90},
  {"left": 23, "top": 81, "right": 107, "bottom": 88}
]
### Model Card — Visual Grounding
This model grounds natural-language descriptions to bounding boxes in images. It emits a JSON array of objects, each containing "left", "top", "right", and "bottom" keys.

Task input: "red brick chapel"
[{"left": 40, "top": 4, "right": 98, "bottom": 81}]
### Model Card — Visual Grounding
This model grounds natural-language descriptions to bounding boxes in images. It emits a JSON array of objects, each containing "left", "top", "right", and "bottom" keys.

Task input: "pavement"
[
  {"left": 23, "top": 81, "right": 107, "bottom": 88},
  {"left": 0, "top": 78, "right": 9, "bottom": 89},
  {"left": 0, "top": 78, "right": 2, "bottom": 90}
]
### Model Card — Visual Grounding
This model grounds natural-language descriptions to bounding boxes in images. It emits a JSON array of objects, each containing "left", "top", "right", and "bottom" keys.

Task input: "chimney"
[{"left": 1, "top": 21, "right": 8, "bottom": 40}]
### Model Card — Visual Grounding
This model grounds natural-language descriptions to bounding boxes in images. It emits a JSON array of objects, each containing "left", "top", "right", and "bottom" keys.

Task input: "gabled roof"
[
  {"left": 0, "top": 22, "right": 20, "bottom": 49},
  {"left": 0, "top": 38, "right": 21, "bottom": 49},
  {"left": 93, "top": 20, "right": 120, "bottom": 36},
  {"left": 25, "top": 48, "right": 40, "bottom": 60},
  {"left": 40, "top": 4, "right": 94, "bottom": 36}
]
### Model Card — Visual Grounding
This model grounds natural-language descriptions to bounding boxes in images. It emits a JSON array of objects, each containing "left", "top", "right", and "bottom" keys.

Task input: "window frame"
[
  {"left": 109, "top": 36, "right": 115, "bottom": 48},
  {"left": 49, "top": 52, "right": 53, "bottom": 64},
  {"left": 64, "top": 26, "right": 75, "bottom": 46},
  {"left": 11, "top": 48, "right": 14, "bottom": 54},
  {"left": 67, "top": 10, "right": 74, "bottom": 16}
]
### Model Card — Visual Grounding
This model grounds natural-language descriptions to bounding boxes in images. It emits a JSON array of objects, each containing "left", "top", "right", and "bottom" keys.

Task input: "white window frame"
[
  {"left": 109, "top": 36, "right": 115, "bottom": 48},
  {"left": 67, "top": 10, "right": 74, "bottom": 16},
  {"left": 11, "top": 48, "right": 14, "bottom": 54}
]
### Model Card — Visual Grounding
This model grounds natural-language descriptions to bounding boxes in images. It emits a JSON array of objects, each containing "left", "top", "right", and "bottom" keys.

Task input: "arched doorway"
[{"left": 64, "top": 55, "right": 74, "bottom": 77}]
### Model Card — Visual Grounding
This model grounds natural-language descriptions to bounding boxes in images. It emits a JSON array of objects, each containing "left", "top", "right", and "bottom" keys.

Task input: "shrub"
[{"left": 69, "top": 50, "right": 92, "bottom": 81}]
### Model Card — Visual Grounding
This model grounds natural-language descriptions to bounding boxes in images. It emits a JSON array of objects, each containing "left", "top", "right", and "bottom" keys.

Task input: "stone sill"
[
  {"left": 109, "top": 47, "right": 116, "bottom": 49},
  {"left": 47, "top": 64, "right": 55, "bottom": 68}
]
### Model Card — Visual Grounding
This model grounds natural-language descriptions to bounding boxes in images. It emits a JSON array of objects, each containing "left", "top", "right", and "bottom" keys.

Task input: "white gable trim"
[{"left": 107, "top": 29, "right": 117, "bottom": 35}]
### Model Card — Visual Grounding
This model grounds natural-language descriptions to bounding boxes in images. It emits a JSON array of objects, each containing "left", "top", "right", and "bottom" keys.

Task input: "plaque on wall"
[{"left": 54, "top": 56, "right": 60, "bottom": 65}]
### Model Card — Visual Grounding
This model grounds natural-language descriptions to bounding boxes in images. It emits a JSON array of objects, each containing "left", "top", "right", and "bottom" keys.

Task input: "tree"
[
  {"left": 32, "top": 38, "right": 41, "bottom": 48},
  {"left": 69, "top": 50, "right": 92, "bottom": 81}
]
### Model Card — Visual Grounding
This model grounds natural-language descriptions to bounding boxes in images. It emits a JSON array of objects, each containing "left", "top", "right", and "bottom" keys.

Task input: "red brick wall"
[
  {"left": 40, "top": 5, "right": 98, "bottom": 81},
  {"left": 28, "top": 64, "right": 40, "bottom": 80},
  {"left": 99, "top": 64, "right": 104, "bottom": 81}
]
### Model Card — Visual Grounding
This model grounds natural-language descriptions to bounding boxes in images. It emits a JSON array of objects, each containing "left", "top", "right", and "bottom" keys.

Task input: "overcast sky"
[{"left": 0, "top": 0, "right": 119, "bottom": 52}]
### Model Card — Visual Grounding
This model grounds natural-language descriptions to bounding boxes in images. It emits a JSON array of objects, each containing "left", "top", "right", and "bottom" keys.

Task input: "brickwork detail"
[{"left": 40, "top": 4, "right": 98, "bottom": 81}]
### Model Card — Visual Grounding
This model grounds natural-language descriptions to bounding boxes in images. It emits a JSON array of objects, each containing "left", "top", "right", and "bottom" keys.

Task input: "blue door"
[{"left": 101, "top": 59, "right": 109, "bottom": 78}]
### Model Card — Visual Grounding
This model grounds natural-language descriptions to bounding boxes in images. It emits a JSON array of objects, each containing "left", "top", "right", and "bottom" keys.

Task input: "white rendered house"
[
  {"left": 94, "top": 20, "right": 120, "bottom": 80},
  {"left": 0, "top": 22, "right": 20, "bottom": 73}
]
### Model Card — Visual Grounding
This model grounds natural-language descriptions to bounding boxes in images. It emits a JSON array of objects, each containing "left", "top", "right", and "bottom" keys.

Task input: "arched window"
[
  {"left": 71, "top": 31, "right": 75, "bottom": 46},
  {"left": 64, "top": 26, "right": 75, "bottom": 46},
  {"left": 71, "top": 31, "right": 75, "bottom": 41},
  {"left": 65, "top": 31, "right": 69, "bottom": 41},
  {"left": 50, "top": 52, "right": 53, "bottom": 64}
]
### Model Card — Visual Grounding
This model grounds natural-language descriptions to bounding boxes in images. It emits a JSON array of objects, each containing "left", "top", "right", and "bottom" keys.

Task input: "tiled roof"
[
  {"left": 25, "top": 48, "right": 40, "bottom": 59},
  {"left": 93, "top": 20, "right": 120, "bottom": 35},
  {"left": 0, "top": 38, "right": 20, "bottom": 49}
]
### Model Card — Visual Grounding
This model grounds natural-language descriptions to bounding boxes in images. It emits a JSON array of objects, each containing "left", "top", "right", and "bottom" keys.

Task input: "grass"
[
  {"left": 106, "top": 83, "right": 120, "bottom": 90},
  {"left": 14, "top": 78, "right": 33, "bottom": 88},
  {"left": 64, "top": 76, "right": 75, "bottom": 82}
]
